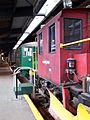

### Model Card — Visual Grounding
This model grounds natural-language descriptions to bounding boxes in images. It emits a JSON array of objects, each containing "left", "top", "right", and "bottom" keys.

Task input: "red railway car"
[
  {"left": 37, "top": 8, "right": 90, "bottom": 85},
  {"left": 36, "top": 9, "right": 90, "bottom": 114}
]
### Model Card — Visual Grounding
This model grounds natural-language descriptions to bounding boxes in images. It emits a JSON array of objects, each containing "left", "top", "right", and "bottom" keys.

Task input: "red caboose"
[{"left": 37, "top": 8, "right": 90, "bottom": 85}]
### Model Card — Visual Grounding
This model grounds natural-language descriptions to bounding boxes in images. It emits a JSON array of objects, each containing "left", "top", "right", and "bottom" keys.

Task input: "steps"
[
  {"left": 78, "top": 93, "right": 90, "bottom": 107},
  {"left": 14, "top": 83, "right": 33, "bottom": 95}
]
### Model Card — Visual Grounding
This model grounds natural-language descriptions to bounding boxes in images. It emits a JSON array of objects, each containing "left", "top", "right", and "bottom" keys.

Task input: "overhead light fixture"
[
  {"left": 17, "top": 40, "right": 22, "bottom": 45},
  {"left": 63, "top": 0, "right": 72, "bottom": 8},
  {"left": 38, "top": 0, "right": 61, "bottom": 16},
  {"left": 13, "top": 0, "right": 61, "bottom": 50},
  {"left": 19, "top": 32, "right": 29, "bottom": 41},
  {"left": 13, "top": 44, "right": 19, "bottom": 50},
  {"left": 86, "top": 5, "right": 90, "bottom": 8},
  {"left": 25, "top": 16, "right": 44, "bottom": 33}
]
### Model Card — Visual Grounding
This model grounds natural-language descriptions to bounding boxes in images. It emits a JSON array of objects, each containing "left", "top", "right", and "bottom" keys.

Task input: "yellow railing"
[{"left": 60, "top": 38, "right": 90, "bottom": 48}]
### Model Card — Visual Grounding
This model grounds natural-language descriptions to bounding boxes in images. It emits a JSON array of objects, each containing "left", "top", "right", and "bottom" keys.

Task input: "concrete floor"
[{"left": 0, "top": 74, "right": 35, "bottom": 120}]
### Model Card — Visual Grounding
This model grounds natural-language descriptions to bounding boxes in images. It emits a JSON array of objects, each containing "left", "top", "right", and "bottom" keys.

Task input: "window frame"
[
  {"left": 64, "top": 18, "right": 82, "bottom": 50},
  {"left": 48, "top": 23, "right": 56, "bottom": 53},
  {"left": 39, "top": 32, "right": 43, "bottom": 55},
  {"left": 23, "top": 47, "right": 32, "bottom": 56}
]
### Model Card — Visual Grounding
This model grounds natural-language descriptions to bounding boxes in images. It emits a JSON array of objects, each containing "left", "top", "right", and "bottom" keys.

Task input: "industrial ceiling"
[
  {"left": 0, "top": 0, "right": 89, "bottom": 56},
  {"left": 0, "top": 0, "right": 46, "bottom": 55}
]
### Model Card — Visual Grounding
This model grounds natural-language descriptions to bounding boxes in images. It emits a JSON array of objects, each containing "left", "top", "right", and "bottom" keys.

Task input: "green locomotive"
[{"left": 16, "top": 42, "right": 37, "bottom": 77}]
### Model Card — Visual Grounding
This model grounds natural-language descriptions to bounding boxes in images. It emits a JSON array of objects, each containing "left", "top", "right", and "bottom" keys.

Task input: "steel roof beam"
[
  {"left": 11, "top": 28, "right": 22, "bottom": 34},
  {"left": 2, "top": 37, "right": 17, "bottom": 41},
  {"left": 0, "top": 27, "right": 10, "bottom": 33},
  {"left": 0, "top": 41, "right": 16, "bottom": 44},
  {"left": 14, "top": 6, "right": 33, "bottom": 17},
  {"left": 0, "top": 7, "right": 12, "bottom": 17}
]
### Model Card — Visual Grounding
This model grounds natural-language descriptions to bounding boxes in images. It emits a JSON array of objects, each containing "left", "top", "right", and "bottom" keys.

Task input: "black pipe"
[{"left": 16, "top": 77, "right": 18, "bottom": 99}]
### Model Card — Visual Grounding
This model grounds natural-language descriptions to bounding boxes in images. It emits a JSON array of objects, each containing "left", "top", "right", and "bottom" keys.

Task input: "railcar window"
[
  {"left": 23, "top": 48, "right": 32, "bottom": 56},
  {"left": 64, "top": 18, "right": 82, "bottom": 49},
  {"left": 48, "top": 23, "right": 56, "bottom": 53},
  {"left": 39, "top": 33, "right": 43, "bottom": 54}
]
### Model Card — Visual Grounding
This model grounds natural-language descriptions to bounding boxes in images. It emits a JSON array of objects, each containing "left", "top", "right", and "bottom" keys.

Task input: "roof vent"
[{"left": 63, "top": 0, "right": 72, "bottom": 8}]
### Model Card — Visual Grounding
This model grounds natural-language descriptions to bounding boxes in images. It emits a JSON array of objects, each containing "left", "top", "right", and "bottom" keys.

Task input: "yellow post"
[
  {"left": 32, "top": 52, "right": 34, "bottom": 69},
  {"left": 35, "top": 50, "right": 38, "bottom": 71}
]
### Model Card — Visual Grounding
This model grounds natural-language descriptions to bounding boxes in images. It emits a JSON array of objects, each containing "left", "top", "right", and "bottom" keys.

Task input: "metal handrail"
[
  {"left": 13, "top": 66, "right": 37, "bottom": 98},
  {"left": 60, "top": 38, "right": 90, "bottom": 48}
]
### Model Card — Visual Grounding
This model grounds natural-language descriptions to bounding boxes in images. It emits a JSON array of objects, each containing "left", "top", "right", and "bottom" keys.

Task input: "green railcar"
[{"left": 16, "top": 43, "right": 37, "bottom": 77}]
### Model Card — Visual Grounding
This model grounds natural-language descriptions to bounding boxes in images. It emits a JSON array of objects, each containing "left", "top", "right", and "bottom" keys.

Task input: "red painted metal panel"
[
  {"left": 37, "top": 12, "right": 61, "bottom": 85},
  {"left": 37, "top": 9, "right": 90, "bottom": 85},
  {"left": 74, "top": 53, "right": 90, "bottom": 79}
]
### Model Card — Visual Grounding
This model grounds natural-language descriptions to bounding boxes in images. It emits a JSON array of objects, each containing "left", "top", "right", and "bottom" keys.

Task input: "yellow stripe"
[
  {"left": 48, "top": 90, "right": 90, "bottom": 120},
  {"left": 23, "top": 94, "right": 44, "bottom": 120},
  {"left": 60, "top": 38, "right": 90, "bottom": 48},
  {"left": 48, "top": 90, "right": 75, "bottom": 120}
]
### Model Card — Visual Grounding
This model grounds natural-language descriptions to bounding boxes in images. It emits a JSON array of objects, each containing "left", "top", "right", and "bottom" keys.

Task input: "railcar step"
[
  {"left": 78, "top": 94, "right": 90, "bottom": 107},
  {"left": 13, "top": 87, "right": 22, "bottom": 95},
  {"left": 20, "top": 83, "right": 33, "bottom": 94},
  {"left": 14, "top": 83, "right": 33, "bottom": 95},
  {"left": 81, "top": 93, "right": 90, "bottom": 100}
]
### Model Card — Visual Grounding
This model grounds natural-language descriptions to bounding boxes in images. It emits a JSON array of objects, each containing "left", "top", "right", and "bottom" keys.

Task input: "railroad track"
[{"left": 30, "top": 94, "right": 54, "bottom": 120}]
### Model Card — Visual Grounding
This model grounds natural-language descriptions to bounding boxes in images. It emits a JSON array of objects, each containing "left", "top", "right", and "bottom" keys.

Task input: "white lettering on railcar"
[{"left": 42, "top": 60, "right": 50, "bottom": 65}]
